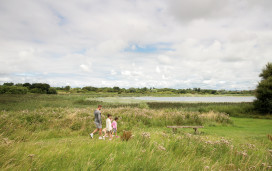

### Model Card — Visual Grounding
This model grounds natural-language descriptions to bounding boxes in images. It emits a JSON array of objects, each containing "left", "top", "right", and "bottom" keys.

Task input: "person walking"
[{"left": 90, "top": 105, "right": 103, "bottom": 139}]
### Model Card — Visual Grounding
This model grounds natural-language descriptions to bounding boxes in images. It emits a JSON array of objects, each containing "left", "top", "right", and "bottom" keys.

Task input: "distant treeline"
[
  {"left": 0, "top": 83, "right": 57, "bottom": 94},
  {"left": 57, "top": 85, "right": 254, "bottom": 95},
  {"left": 0, "top": 83, "right": 254, "bottom": 95}
]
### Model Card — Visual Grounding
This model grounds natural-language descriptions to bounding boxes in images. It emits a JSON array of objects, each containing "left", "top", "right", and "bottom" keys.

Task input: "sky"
[{"left": 0, "top": 0, "right": 272, "bottom": 90}]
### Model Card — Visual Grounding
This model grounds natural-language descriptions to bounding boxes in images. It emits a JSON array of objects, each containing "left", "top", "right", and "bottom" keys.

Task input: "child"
[
  {"left": 106, "top": 114, "right": 113, "bottom": 140},
  {"left": 112, "top": 117, "right": 118, "bottom": 138},
  {"left": 102, "top": 128, "right": 107, "bottom": 139}
]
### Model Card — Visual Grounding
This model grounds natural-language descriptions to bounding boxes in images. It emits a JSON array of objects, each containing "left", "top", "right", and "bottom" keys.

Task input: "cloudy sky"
[{"left": 0, "top": 0, "right": 272, "bottom": 89}]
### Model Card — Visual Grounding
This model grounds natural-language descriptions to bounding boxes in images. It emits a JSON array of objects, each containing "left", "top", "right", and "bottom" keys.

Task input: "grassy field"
[{"left": 0, "top": 94, "right": 271, "bottom": 170}]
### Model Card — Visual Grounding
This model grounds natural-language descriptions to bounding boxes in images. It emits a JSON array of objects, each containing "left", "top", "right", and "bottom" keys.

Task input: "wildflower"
[
  {"left": 204, "top": 166, "right": 209, "bottom": 170},
  {"left": 161, "top": 132, "right": 168, "bottom": 138},
  {"left": 28, "top": 154, "right": 35, "bottom": 157},
  {"left": 158, "top": 145, "right": 166, "bottom": 151},
  {"left": 227, "top": 163, "right": 235, "bottom": 169},
  {"left": 205, "top": 141, "right": 212, "bottom": 145},
  {"left": 176, "top": 136, "right": 182, "bottom": 140},
  {"left": 185, "top": 133, "right": 192, "bottom": 137},
  {"left": 142, "top": 132, "right": 150, "bottom": 139},
  {"left": 249, "top": 166, "right": 256, "bottom": 170},
  {"left": 237, "top": 151, "right": 248, "bottom": 157}
]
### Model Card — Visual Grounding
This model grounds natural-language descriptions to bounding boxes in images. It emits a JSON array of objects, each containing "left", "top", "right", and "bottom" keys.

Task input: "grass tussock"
[
  {"left": 268, "top": 134, "right": 272, "bottom": 142},
  {"left": 121, "top": 131, "right": 132, "bottom": 141}
]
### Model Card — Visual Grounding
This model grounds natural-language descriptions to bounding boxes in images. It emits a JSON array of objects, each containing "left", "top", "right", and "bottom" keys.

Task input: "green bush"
[
  {"left": 48, "top": 88, "right": 57, "bottom": 94},
  {"left": 0, "top": 86, "right": 28, "bottom": 94},
  {"left": 30, "top": 88, "right": 47, "bottom": 94}
]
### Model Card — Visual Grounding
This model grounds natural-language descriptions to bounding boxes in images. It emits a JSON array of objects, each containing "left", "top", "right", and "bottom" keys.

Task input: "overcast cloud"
[{"left": 0, "top": 0, "right": 272, "bottom": 89}]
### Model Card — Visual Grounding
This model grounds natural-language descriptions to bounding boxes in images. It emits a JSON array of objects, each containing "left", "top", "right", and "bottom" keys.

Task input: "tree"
[
  {"left": 15, "top": 83, "right": 23, "bottom": 87},
  {"left": 23, "top": 83, "right": 31, "bottom": 88},
  {"left": 64, "top": 86, "right": 71, "bottom": 92},
  {"left": 82, "top": 86, "right": 97, "bottom": 92},
  {"left": 30, "top": 83, "right": 50, "bottom": 94},
  {"left": 0, "top": 85, "right": 28, "bottom": 94},
  {"left": 3, "top": 82, "right": 14, "bottom": 86},
  {"left": 113, "top": 86, "right": 120, "bottom": 92},
  {"left": 254, "top": 63, "right": 272, "bottom": 114},
  {"left": 128, "top": 87, "right": 136, "bottom": 93}
]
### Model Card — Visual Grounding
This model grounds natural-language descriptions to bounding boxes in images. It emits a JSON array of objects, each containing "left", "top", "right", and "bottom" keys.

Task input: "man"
[{"left": 90, "top": 105, "right": 103, "bottom": 139}]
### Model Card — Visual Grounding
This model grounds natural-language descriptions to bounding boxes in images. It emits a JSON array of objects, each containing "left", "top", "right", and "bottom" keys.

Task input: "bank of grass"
[
  {"left": 0, "top": 94, "right": 272, "bottom": 170},
  {"left": 0, "top": 107, "right": 231, "bottom": 142},
  {"left": 1, "top": 117, "right": 272, "bottom": 170}
]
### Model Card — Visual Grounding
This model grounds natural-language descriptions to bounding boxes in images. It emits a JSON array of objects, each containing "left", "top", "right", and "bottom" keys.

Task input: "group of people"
[{"left": 89, "top": 105, "right": 118, "bottom": 140}]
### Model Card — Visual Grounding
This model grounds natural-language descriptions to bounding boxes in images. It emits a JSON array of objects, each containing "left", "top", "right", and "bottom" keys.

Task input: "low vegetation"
[
  {"left": 0, "top": 83, "right": 57, "bottom": 95},
  {"left": 0, "top": 94, "right": 271, "bottom": 170}
]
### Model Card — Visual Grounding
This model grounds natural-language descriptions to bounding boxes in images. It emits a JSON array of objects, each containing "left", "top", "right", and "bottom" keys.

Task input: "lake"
[{"left": 131, "top": 96, "right": 256, "bottom": 102}]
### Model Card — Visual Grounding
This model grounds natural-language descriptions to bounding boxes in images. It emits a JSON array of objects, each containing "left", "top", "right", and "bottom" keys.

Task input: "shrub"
[
  {"left": 30, "top": 88, "right": 47, "bottom": 94},
  {"left": 0, "top": 86, "right": 28, "bottom": 94},
  {"left": 268, "top": 134, "right": 272, "bottom": 142},
  {"left": 47, "top": 87, "right": 57, "bottom": 94},
  {"left": 121, "top": 131, "right": 132, "bottom": 141},
  {"left": 3, "top": 82, "right": 14, "bottom": 86},
  {"left": 0, "top": 86, "right": 7, "bottom": 94}
]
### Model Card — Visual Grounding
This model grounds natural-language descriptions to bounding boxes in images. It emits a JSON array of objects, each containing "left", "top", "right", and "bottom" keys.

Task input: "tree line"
[
  {"left": 0, "top": 83, "right": 57, "bottom": 94},
  {"left": 0, "top": 83, "right": 255, "bottom": 95},
  {"left": 35, "top": 84, "right": 254, "bottom": 95}
]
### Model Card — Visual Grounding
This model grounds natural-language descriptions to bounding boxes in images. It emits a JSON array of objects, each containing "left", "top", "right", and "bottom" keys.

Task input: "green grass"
[
  {"left": 0, "top": 94, "right": 272, "bottom": 170},
  {"left": 1, "top": 119, "right": 271, "bottom": 170}
]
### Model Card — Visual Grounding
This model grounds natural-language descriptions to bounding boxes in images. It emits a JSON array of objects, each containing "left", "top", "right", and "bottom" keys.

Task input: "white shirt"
[{"left": 106, "top": 118, "right": 112, "bottom": 131}]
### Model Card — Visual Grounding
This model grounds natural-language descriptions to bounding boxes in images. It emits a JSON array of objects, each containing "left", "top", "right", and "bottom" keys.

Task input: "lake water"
[{"left": 132, "top": 96, "right": 256, "bottom": 103}]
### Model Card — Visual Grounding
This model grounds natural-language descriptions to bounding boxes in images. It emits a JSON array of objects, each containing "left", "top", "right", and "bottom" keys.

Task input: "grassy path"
[{"left": 204, "top": 117, "right": 272, "bottom": 142}]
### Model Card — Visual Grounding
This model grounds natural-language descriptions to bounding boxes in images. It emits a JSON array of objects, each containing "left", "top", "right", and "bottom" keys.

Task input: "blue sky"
[{"left": 0, "top": 0, "right": 272, "bottom": 89}]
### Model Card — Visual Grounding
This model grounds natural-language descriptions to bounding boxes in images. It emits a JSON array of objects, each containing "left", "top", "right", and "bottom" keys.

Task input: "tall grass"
[
  {"left": 0, "top": 107, "right": 231, "bottom": 142},
  {"left": 1, "top": 126, "right": 271, "bottom": 170},
  {"left": 0, "top": 94, "right": 271, "bottom": 170}
]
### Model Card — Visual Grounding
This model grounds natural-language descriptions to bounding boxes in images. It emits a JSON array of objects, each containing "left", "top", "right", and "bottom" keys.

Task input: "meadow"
[{"left": 0, "top": 94, "right": 271, "bottom": 170}]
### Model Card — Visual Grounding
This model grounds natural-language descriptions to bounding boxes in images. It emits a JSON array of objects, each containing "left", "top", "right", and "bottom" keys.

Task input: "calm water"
[{"left": 132, "top": 96, "right": 256, "bottom": 102}]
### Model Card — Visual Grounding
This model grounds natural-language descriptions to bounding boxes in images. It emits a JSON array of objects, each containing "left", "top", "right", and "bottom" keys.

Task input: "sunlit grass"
[{"left": 0, "top": 94, "right": 272, "bottom": 170}]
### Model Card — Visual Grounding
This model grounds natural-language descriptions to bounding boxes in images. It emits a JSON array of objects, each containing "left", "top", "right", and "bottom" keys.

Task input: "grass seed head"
[{"left": 158, "top": 145, "right": 166, "bottom": 151}]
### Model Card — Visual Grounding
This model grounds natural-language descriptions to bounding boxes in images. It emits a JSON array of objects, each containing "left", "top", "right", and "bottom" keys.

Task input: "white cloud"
[
  {"left": 80, "top": 64, "right": 91, "bottom": 72},
  {"left": 156, "top": 66, "right": 161, "bottom": 73},
  {"left": 0, "top": 0, "right": 272, "bottom": 89},
  {"left": 158, "top": 55, "right": 171, "bottom": 65}
]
